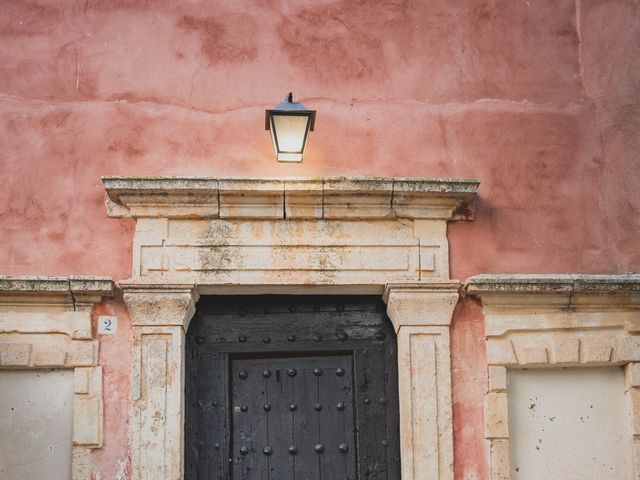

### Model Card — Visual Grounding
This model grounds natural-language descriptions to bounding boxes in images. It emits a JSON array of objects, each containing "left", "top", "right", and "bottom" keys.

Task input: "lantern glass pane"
[{"left": 272, "top": 114, "right": 309, "bottom": 153}]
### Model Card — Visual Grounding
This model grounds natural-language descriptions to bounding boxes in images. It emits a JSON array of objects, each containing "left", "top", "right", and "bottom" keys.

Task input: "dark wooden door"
[{"left": 186, "top": 296, "right": 400, "bottom": 480}]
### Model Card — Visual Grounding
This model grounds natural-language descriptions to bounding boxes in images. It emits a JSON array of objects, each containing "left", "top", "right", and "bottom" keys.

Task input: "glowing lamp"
[{"left": 265, "top": 93, "right": 316, "bottom": 162}]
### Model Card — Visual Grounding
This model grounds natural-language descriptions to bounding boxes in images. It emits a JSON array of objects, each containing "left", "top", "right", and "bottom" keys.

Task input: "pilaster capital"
[
  {"left": 383, "top": 282, "right": 460, "bottom": 332},
  {"left": 122, "top": 282, "right": 199, "bottom": 329}
]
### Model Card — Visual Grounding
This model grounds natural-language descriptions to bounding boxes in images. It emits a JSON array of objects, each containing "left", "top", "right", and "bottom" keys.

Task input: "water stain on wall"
[
  {"left": 177, "top": 14, "right": 258, "bottom": 65},
  {"left": 278, "top": 0, "right": 412, "bottom": 83}
]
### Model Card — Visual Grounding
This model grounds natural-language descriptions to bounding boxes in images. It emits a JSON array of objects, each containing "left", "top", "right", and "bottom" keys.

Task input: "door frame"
[{"left": 106, "top": 175, "right": 479, "bottom": 480}]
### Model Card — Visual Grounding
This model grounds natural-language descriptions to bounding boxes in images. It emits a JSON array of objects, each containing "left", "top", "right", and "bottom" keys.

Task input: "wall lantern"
[{"left": 265, "top": 92, "right": 316, "bottom": 162}]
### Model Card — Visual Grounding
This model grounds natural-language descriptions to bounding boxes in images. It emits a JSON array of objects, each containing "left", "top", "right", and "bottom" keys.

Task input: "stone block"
[
  {"left": 550, "top": 336, "right": 580, "bottom": 364},
  {"left": 614, "top": 336, "right": 640, "bottom": 362},
  {"left": 581, "top": 337, "right": 613, "bottom": 363},
  {"left": 66, "top": 341, "right": 98, "bottom": 367},
  {"left": 73, "top": 397, "right": 102, "bottom": 446},
  {"left": 418, "top": 245, "right": 436, "bottom": 272},
  {"left": 72, "top": 447, "right": 93, "bottom": 480},
  {"left": 284, "top": 179, "right": 323, "bottom": 219},
  {"left": 516, "top": 345, "right": 548, "bottom": 365},
  {"left": 488, "top": 366, "right": 507, "bottom": 392},
  {"left": 31, "top": 346, "right": 66, "bottom": 367},
  {"left": 487, "top": 340, "right": 517, "bottom": 366},
  {"left": 0, "top": 343, "right": 31, "bottom": 366},
  {"left": 135, "top": 218, "right": 169, "bottom": 243},
  {"left": 0, "top": 311, "right": 92, "bottom": 340},
  {"left": 218, "top": 179, "right": 284, "bottom": 219},
  {"left": 628, "top": 388, "right": 640, "bottom": 436},
  {"left": 74, "top": 368, "right": 91, "bottom": 394},
  {"left": 626, "top": 363, "right": 640, "bottom": 389},
  {"left": 72, "top": 367, "right": 103, "bottom": 448},
  {"left": 484, "top": 392, "right": 509, "bottom": 439},
  {"left": 490, "top": 439, "right": 510, "bottom": 480},
  {"left": 632, "top": 437, "right": 640, "bottom": 480}
]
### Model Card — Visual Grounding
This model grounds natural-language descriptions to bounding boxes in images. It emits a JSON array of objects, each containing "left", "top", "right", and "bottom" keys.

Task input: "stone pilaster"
[
  {"left": 384, "top": 283, "right": 460, "bottom": 480},
  {"left": 123, "top": 284, "right": 199, "bottom": 480}
]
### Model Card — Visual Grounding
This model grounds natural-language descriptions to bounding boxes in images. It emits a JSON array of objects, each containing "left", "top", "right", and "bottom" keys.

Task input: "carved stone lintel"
[{"left": 103, "top": 176, "right": 479, "bottom": 221}]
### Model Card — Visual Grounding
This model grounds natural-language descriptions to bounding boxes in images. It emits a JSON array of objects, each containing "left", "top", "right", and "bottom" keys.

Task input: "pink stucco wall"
[{"left": 1, "top": 1, "right": 638, "bottom": 478}]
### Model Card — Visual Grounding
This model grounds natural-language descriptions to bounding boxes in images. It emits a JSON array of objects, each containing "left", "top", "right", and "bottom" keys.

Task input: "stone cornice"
[
  {"left": 384, "top": 282, "right": 461, "bottom": 331},
  {"left": 103, "top": 176, "right": 479, "bottom": 220},
  {"left": 0, "top": 275, "right": 113, "bottom": 295},
  {"left": 466, "top": 274, "right": 640, "bottom": 310},
  {"left": 0, "top": 276, "right": 114, "bottom": 308}
]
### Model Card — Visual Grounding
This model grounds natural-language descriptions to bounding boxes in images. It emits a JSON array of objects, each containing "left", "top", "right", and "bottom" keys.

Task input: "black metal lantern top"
[{"left": 265, "top": 93, "right": 316, "bottom": 162}]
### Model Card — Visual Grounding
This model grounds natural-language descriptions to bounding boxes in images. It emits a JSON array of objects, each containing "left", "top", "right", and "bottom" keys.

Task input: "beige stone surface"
[
  {"left": 490, "top": 439, "right": 511, "bottom": 480},
  {"left": 629, "top": 387, "right": 640, "bottom": 437},
  {"left": 124, "top": 287, "right": 198, "bottom": 480},
  {"left": 0, "top": 276, "right": 112, "bottom": 480},
  {"left": 484, "top": 392, "right": 509, "bottom": 439},
  {"left": 73, "top": 367, "right": 103, "bottom": 447},
  {"left": 105, "top": 177, "right": 479, "bottom": 480},
  {"left": 397, "top": 326, "right": 454, "bottom": 480},
  {"left": 468, "top": 274, "right": 640, "bottom": 480},
  {"left": 386, "top": 285, "right": 458, "bottom": 480},
  {"left": 104, "top": 176, "right": 479, "bottom": 220},
  {"left": 283, "top": 178, "right": 323, "bottom": 219},
  {"left": 132, "top": 217, "right": 454, "bottom": 284},
  {"left": 488, "top": 366, "right": 507, "bottom": 392},
  {"left": 0, "top": 311, "right": 92, "bottom": 339},
  {"left": 123, "top": 285, "right": 198, "bottom": 328},
  {"left": 627, "top": 363, "right": 640, "bottom": 389},
  {"left": 384, "top": 283, "right": 459, "bottom": 331}
]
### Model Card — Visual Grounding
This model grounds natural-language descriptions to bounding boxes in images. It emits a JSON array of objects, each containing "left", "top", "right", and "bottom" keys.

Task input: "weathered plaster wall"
[
  {"left": 0, "top": 1, "right": 638, "bottom": 479},
  {"left": 92, "top": 294, "right": 132, "bottom": 479},
  {"left": 451, "top": 297, "right": 490, "bottom": 480}
]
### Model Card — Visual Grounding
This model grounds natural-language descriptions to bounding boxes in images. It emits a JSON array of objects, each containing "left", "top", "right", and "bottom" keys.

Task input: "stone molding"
[
  {"left": 384, "top": 285, "right": 458, "bottom": 480},
  {"left": 104, "top": 176, "right": 479, "bottom": 286},
  {"left": 122, "top": 284, "right": 199, "bottom": 480},
  {"left": 103, "top": 176, "right": 479, "bottom": 220},
  {"left": 105, "top": 176, "right": 478, "bottom": 480},
  {"left": 122, "top": 283, "right": 199, "bottom": 328},
  {"left": 384, "top": 282, "right": 460, "bottom": 331},
  {"left": 466, "top": 274, "right": 640, "bottom": 480},
  {"left": 120, "top": 283, "right": 459, "bottom": 480},
  {"left": 0, "top": 276, "right": 114, "bottom": 480},
  {"left": 0, "top": 275, "right": 114, "bottom": 309}
]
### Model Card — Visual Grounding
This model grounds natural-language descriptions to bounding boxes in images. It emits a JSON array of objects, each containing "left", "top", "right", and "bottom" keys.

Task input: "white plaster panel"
[
  {"left": 0, "top": 370, "right": 74, "bottom": 480},
  {"left": 507, "top": 368, "right": 629, "bottom": 480}
]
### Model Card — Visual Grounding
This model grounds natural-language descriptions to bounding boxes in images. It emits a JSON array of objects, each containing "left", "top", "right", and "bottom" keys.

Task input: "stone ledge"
[
  {"left": 103, "top": 176, "right": 479, "bottom": 220},
  {"left": 466, "top": 274, "right": 640, "bottom": 311},
  {"left": 0, "top": 276, "right": 114, "bottom": 296},
  {"left": 0, "top": 276, "right": 114, "bottom": 310},
  {"left": 466, "top": 273, "right": 640, "bottom": 293}
]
